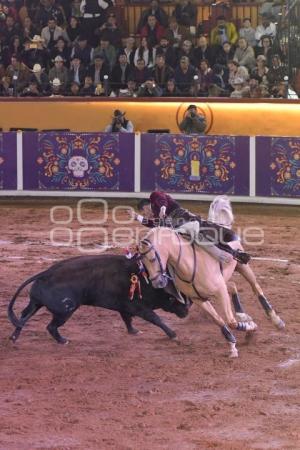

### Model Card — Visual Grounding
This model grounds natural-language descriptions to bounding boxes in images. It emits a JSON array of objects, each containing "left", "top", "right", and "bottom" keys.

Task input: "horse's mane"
[{"left": 207, "top": 195, "right": 234, "bottom": 229}]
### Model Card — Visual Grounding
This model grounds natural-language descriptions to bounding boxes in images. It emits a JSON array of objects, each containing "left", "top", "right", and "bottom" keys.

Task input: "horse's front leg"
[
  {"left": 199, "top": 299, "right": 238, "bottom": 358},
  {"left": 236, "top": 263, "right": 285, "bottom": 330}
]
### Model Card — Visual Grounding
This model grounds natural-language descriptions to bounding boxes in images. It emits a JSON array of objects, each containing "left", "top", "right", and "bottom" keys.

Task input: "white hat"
[
  {"left": 32, "top": 63, "right": 42, "bottom": 73},
  {"left": 52, "top": 78, "right": 62, "bottom": 87},
  {"left": 54, "top": 55, "right": 64, "bottom": 63},
  {"left": 233, "top": 77, "right": 244, "bottom": 85},
  {"left": 31, "top": 35, "right": 44, "bottom": 43}
]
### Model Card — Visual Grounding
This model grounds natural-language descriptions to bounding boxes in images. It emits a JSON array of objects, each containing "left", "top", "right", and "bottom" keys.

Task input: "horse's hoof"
[
  {"left": 269, "top": 311, "right": 285, "bottom": 330},
  {"left": 229, "top": 350, "right": 239, "bottom": 358},
  {"left": 169, "top": 332, "right": 177, "bottom": 340}
]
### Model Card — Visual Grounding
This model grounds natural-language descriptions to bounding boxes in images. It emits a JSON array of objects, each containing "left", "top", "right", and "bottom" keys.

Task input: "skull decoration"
[{"left": 68, "top": 156, "right": 89, "bottom": 178}]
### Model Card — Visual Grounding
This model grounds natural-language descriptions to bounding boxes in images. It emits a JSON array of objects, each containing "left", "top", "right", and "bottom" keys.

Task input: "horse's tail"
[
  {"left": 8, "top": 268, "right": 50, "bottom": 328},
  {"left": 208, "top": 195, "right": 234, "bottom": 229}
]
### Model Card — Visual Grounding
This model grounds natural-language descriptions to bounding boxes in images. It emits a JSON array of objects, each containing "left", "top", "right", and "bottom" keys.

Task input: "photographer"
[
  {"left": 104, "top": 109, "right": 134, "bottom": 133},
  {"left": 179, "top": 104, "right": 207, "bottom": 135}
]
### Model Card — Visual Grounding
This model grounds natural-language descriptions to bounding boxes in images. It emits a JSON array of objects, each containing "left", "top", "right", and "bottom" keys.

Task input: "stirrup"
[{"left": 233, "top": 250, "right": 251, "bottom": 264}]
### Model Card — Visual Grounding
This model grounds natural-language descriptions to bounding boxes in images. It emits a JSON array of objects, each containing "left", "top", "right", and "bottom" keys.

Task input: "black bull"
[{"left": 8, "top": 255, "right": 189, "bottom": 344}]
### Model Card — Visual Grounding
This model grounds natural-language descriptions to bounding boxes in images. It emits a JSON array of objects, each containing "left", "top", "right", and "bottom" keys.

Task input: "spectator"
[
  {"left": 50, "top": 37, "right": 71, "bottom": 67},
  {"left": 41, "top": 17, "right": 70, "bottom": 49},
  {"left": 5, "top": 54, "right": 30, "bottom": 93},
  {"left": 35, "top": 0, "right": 66, "bottom": 28},
  {"left": 172, "top": 0, "right": 197, "bottom": 28},
  {"left": 118, "top": 78, "right": 138, "bottom": 98},
  {"left": 162, "top": 78, "right": 182, "bottom": 97},
  {"left": 238, "top": 18, "right": 256, "bottom": 48},
  {"left": 137, "top": 0, "right": 169, "bottom": 32},
  {"left": 71, "top": 34, "right": 94, "bottom": 68},
  {"left": 255, "top": 35, "right": 275, "bottom": 65},
  {"left": 255, "top": 14, "right": 276, "bottom": 44},
  {"left": 156, "top": 36, "right": 177, "bottom": 68},
  {"left": 0, "top": 75, "right": 13, "bottom": 96},
  {"left": 80, "top": 0, "right": 114, "bottom": 43},
  {"left": 134, "top": 37, "right": 156, "bottom": 69},
  {"left": 20, "top": 16, "right": 38, "bottom": 41},
  {"left": 193, "top": 35, "right": 215, "bottom": 68},
  {"left": 196, "top": 59, "right": 213, "bottom": 96},
  {"left": 210, "top": 15, "right": 238, "bottom": 46},
  {"left": 176, "top": 39, "right": 196, "bottom": 66},
  {"left": 179, "top": 104, "right": 206, "bottom": 135},
  {"left": 230, "top": 77, "right": 246, "bottom": 98},
  {"left": 67, "top": 80, "right": 81, "bottom": 96},
  {"left": 267, "top": 54, "right": 287, "bottom": 88},
  {"left": 211, "top": 63, "right": 227, "bottom": 92},
  {"left": 21, "top": 79, "right": 43, "bottom": 96},
  {"left": 248, "top": 75, "right": 260, "bottom": 97},
  {"left": 140, "top": 15, "right": 166, "bottom": 48},
  {"left": 131, "top": 58, "right": 151, "bottom": 86},
  {"left": 94, "top": 37, "right": 116, "bottom": 71},
  {"left": 2, "top": 35, "right": 22, "bottom": 67},
  {"left": 89, "top": 53, "right": 110, "bottom": 86},
  {"left": 49, "top": 55, "right": 69, "bottom": 90},
  {"left": 137, "top": 77, "right": 162, "bottom": 97},
  {"left": 49, "top": 76, "right": 65, "bottom": 96},
  {"left": 215, "top": 41, "right": 235, "bottom": 67},
  {"left": 21, "top": 35, "right": 49, "bottom": 71},
  {"left": 71, "top": 0, "right": 82, "bottom": 19},
  {"left": 95, "top": 12, "right": 123, "bottom": 49},
  {"left": 69, "top": 55, "right": 87, "bottom": 86},
  {"left": 66, "top": 16, "right": 81, "bottom": 44},
  {"left": 164, "top": 16, "right": 190, "bottom": 49},
  {"left": 30, "top": 63, "right": 50, "bottom": 94},
  {"left": 233, "top": 37, "right": 256, "bottom": 70},
  {"left": 258, "top": 0, "right": 282, "bottom": 22},
  {"left": 121, "top": 36, "right": 136, "bottom": 67},
  {"left": 151, "top": 54, "right": 174, "bottom": 88},
  {"left": 111, "top": 53, "right": 133, "bottom": 92},
  {"left": 1, "top": 15, "right": 21, "bottom": 47},
  {"left": 251, "top": 54, "right": 269, "bottom": 84},
  {"left": 104, "top": 109, "right": 134, "bottom": 133},
  {"left": 79, "top": 75, "right": 94, "bottom": 96},
  {"left": 174, "top": 55, "right": 197, "bottom": 94}
]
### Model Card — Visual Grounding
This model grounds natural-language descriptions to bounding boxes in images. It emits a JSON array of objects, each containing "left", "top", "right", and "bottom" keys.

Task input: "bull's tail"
[
  {"left": 8, "top": 269, "right": 50, "bottom": 328},
  {"left": 208, "top": 195, "right": 234, "bottom": 229}
]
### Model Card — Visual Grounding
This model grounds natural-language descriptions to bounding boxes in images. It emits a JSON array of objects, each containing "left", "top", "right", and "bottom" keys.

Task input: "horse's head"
[{"left": 138, "top": 229, "right": 169, "bottom": 289}]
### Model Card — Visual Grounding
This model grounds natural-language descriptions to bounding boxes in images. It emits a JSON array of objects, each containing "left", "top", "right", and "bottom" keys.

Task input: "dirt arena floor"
[{"left": 0, "top": 198, "right": 299, "bottom": 450}]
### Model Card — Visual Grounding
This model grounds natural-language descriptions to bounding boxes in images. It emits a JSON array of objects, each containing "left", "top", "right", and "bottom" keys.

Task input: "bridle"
[
  {"left": 138, "top": 238, "right": 170, "bottom": 284},
  {"left": 139, "top": 233, "right": 205, "bottom": 299}
]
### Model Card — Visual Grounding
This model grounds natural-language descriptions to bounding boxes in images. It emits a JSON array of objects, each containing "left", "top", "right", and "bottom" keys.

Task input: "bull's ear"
[{"left": 164, "top": 280, "right": 185, "bottom": 304}]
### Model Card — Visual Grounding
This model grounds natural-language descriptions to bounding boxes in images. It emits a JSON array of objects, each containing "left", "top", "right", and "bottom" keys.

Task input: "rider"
[{"left": 131, "top": 191, "right": 250, "bottom": 264}]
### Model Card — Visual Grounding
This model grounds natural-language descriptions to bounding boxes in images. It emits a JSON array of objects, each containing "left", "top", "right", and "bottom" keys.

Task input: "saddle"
[{"left": 176, "top": 222, "right": 251, "bottom": 265}]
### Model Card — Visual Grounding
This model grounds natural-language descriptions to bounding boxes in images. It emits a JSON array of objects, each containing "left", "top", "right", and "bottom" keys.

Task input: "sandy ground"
[{"left": 0, "top": 198, "right": 299, "bottom": 450}]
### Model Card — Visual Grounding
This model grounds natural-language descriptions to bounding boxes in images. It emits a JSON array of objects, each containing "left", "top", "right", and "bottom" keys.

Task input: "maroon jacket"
[{"left": 149, "top": 191, "right": 180, "bottom": 217}]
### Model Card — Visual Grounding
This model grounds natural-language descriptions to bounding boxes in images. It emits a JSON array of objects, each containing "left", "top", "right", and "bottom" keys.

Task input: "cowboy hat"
[
  {"left": 51, "top": 78, "right": 62, "bottom": 87},
  {"left": 31, "top": 35, "right": 44, "bottom": 43},
  {"left": 54, "top": 55, "right": 64, "bottom": 63},
  {"left": 113, "top": 109, "right": 126, "bottom": 117},
  {"left": 31, "top": 63, "right": 42, "bottom": 73}
]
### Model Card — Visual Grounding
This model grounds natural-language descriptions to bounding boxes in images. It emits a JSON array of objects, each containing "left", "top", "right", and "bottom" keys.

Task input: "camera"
[
  {"left": 190, "top": 112, "right": 196, "bottom": 118},
  {"left": 113, "top": 117, "right": 122, "bottom": 125}
]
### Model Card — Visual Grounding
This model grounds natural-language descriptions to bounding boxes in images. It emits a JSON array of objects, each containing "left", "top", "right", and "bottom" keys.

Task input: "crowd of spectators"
[{"left": 0, "top": 0, "right": 298, "bottom": 99}]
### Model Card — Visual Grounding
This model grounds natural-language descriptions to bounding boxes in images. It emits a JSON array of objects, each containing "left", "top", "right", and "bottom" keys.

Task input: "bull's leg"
[
  {"left": 236, "top": 263, "right": 285, "bottom": 329},
  {"left": 47, "top": 314, "right": 72, "bottom": 344},
  {"left": 133, "top": 307, "right": 177, "bottom": 339},
  {"left": 10, "top": 300, "right": 41, "bottom": 343},
  {"left": 119, "top": 311, "right": 140, "bottom": 335}
]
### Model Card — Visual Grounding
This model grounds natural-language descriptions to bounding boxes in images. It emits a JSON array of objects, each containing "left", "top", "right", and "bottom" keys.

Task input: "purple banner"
[
  {"left": 0, "top": 132, "right": 17, "bottom": 190},
  {"left": 22, "top": 132, "right": 134, "bottom": 191},
  {"left": 256, "top": 137, "right": 300, "bottom": 197},
  {"left": 141, "top": 134, "right": 249, "bottom": 195}
]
